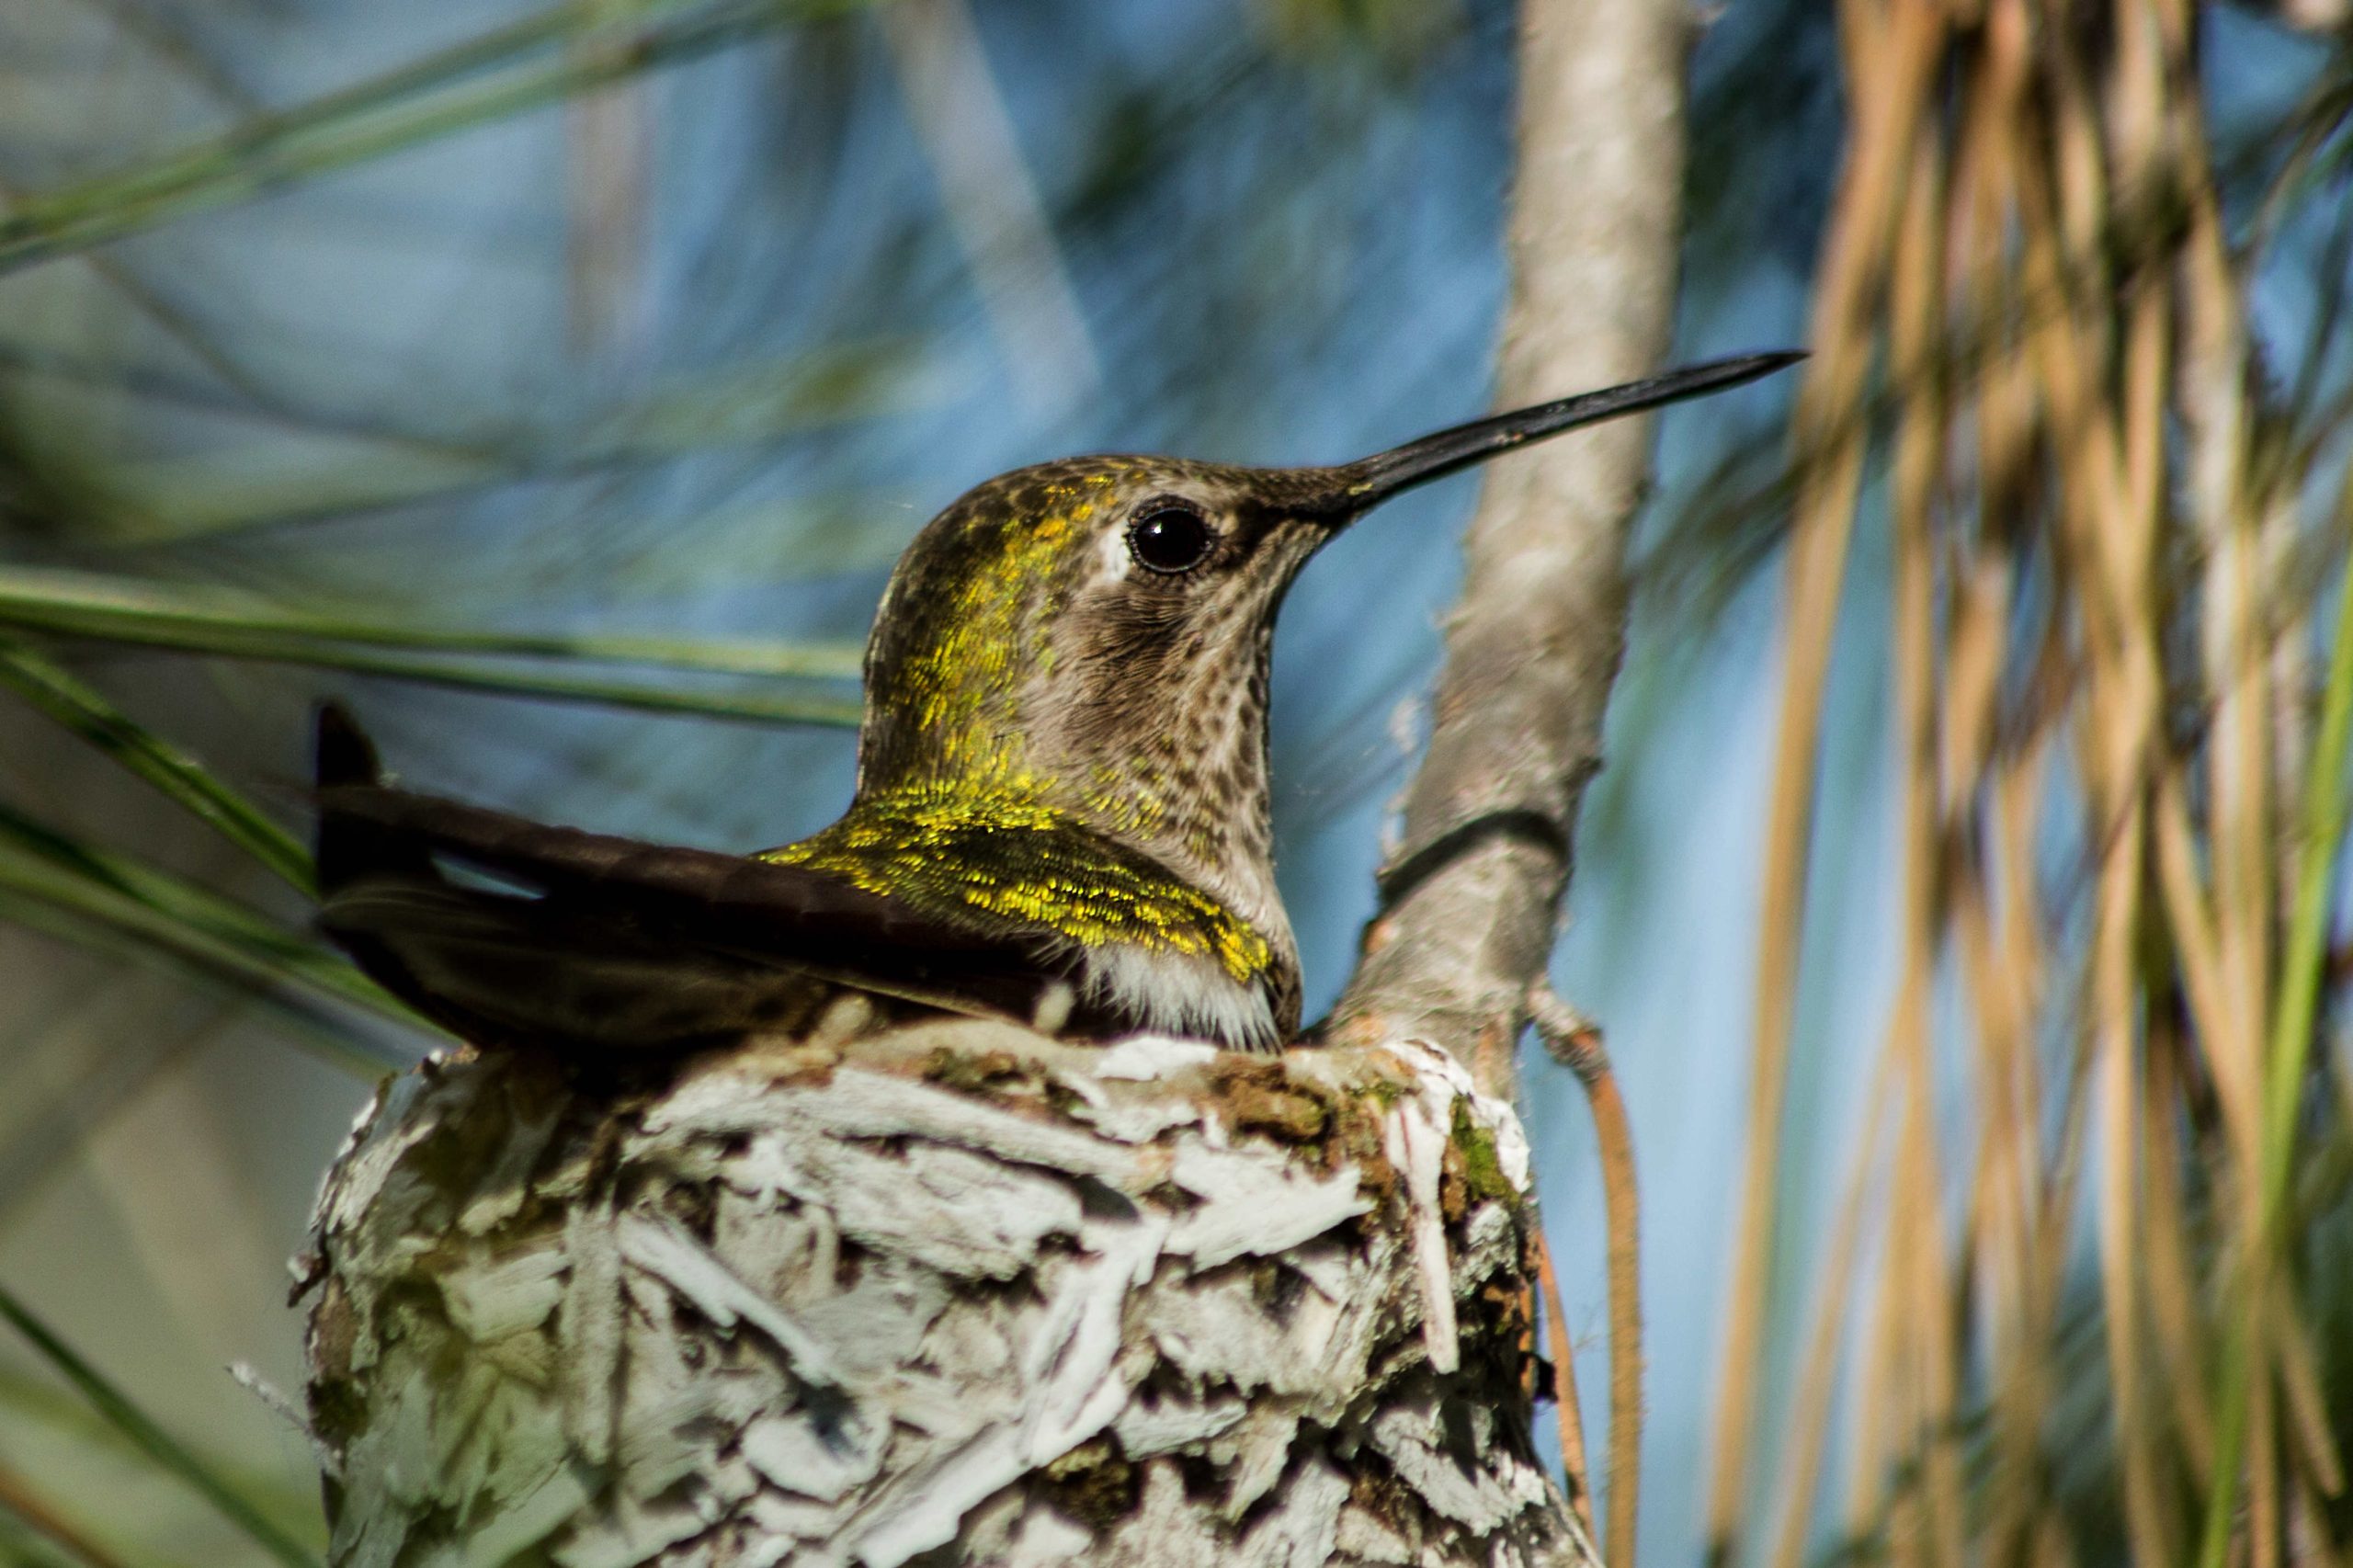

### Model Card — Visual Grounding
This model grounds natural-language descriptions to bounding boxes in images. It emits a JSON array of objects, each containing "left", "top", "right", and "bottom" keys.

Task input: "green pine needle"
[
  {"left": 2197, "top": 520, "right": 2353, "bottom": 1568},
  {"left": 0, "top": 807, "right": 416, "bottom": 1042},
  {"left": 0, "top": 642, "right": 314, "bottom": 892},
  {"left": 0, "top": 0, "right": 879, "bottom": 278},
  {"left": 0, "top": 890, "right": 411, "bottom": 1079},
  {"left": 0, "top": 1287, "right": 322, "bottom": 1568},
  {"left": 0, "top": 567, "right": 864, "bottom": 726}
]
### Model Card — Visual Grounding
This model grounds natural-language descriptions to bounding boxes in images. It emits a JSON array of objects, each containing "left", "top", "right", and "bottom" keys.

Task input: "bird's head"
[{"left": 852, "top": 352, "right": 1800, "bottom": 932}]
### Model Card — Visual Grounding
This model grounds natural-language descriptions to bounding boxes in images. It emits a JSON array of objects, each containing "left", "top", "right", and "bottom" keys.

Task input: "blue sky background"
[{"left": 0, "top": 0, "right": 2337, "bottom": 1561}]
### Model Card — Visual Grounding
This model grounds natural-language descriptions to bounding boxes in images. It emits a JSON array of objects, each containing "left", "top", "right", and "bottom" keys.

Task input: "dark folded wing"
[{"left": 312, "top": 704, "right": 1074, "bottom": 1049}]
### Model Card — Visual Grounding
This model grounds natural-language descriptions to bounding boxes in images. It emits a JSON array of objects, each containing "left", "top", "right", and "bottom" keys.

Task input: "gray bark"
[
  {"left": 1328, "top": 0, "right": 1691, "bottom": 1091},
  {"left": 301, "top": 1008, "right": 1597, "bottom": 1567}
]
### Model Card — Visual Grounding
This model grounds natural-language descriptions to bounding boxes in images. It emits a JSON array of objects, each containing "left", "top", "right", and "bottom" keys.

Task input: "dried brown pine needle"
[{"left": 1714, "top": 0, "right": 2353, "bottom": 1560}]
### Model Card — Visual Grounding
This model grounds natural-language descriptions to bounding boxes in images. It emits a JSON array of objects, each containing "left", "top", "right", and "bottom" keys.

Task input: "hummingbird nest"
[{"left": 298, "top": 1006, "right": 1596, "bottom": 1568}]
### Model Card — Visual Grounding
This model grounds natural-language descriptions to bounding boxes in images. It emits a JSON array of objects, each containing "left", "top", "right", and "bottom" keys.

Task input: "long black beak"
[{"left": 1310, "top": 349, "right": 1804, "bottom": 515}]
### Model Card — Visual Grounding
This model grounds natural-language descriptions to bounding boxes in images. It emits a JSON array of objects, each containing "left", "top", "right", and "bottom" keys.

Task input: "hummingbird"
[{"left": 315, "top": 351, "right": 1800, "bottom": 1055}]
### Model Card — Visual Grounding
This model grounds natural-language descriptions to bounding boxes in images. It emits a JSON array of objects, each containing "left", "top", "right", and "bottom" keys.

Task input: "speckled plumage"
[
  {"left": 757, "top": 456, "right": 1337, "bottom": 1046},
  {"left": 313, "top": 354, "right": 1801, "bottom": 1053}
]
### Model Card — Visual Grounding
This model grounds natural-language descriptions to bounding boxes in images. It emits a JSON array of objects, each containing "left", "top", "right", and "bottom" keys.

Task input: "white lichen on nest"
[{"left": 300, "top": 1007, "right": 1590, "bottom": 1568}]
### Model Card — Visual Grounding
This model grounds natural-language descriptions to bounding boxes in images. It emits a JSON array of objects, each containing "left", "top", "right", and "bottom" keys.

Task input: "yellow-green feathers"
[{"left": 761, "top": 788, "right": 1274, "bottom": 985}]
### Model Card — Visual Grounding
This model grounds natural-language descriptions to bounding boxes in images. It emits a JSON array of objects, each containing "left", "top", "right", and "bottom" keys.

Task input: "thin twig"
[
  {"left": 1531, "top": 1228, "right": 1597, "bottom": 1541},
  {"left": 1530, "top": 986, "right": 1643, "bottom": 1568},
  {"left": 1329, "top": 0, "right": 1694, "bottom": 1096}
]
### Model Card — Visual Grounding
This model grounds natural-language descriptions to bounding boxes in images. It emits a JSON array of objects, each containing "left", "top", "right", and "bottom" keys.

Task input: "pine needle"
[{"left": 0, "top": 1287, "right": 322, "bottom": 1568}]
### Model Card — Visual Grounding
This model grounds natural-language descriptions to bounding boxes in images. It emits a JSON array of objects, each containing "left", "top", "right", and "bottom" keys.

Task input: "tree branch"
[{"left": 1328, "top": 0, "right": 1692, "bottom": 1096}]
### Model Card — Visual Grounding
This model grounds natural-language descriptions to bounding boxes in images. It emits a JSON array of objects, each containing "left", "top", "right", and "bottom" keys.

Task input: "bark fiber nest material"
[{"left": 298, "top": 1008, "right": 1594, "bottom": 1568}]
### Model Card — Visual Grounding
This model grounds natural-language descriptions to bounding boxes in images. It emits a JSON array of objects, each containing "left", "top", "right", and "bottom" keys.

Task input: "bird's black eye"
[{"left": 1127, "top": 501, "right": 1214, "bottom": 574}]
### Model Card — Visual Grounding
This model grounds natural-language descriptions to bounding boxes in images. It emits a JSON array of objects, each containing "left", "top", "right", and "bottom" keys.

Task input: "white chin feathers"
[{"left": 1068, "top": 941, "right": 1280, "bottom": 1054}]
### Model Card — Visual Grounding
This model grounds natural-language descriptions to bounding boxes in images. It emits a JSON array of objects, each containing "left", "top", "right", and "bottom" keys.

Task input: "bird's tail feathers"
[{"left": 313, "top": 703, "right": 438, "bottom": 896}]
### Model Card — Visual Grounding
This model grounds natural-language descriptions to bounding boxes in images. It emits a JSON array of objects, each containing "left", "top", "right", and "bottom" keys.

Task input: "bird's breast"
[{"left": 759, "top": 790, "right": 1296, "bottom": 1049}]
